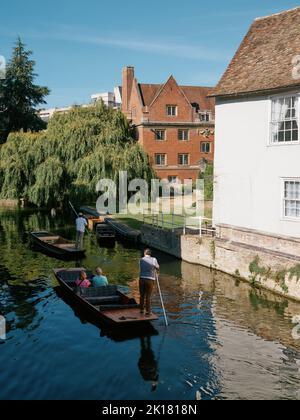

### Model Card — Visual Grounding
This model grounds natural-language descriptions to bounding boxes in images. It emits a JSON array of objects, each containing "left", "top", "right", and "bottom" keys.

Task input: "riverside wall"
[{"left": 141, "top": 224, "right": 300, "bottom": 302}]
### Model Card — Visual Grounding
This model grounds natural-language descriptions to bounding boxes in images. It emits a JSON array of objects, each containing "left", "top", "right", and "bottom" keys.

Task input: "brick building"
[{"left": 121, "top": 66, "right": 215, "bottom": 182}]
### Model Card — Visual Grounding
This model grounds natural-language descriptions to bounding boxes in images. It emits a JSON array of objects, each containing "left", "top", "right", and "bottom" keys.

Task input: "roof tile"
[{"left": 211, "top": 6, "right": 300, "bottom": 97}]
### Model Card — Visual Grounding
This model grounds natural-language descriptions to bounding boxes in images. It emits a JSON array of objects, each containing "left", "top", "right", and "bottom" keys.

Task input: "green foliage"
[
  {"left": 0, "top": 103, "right": 154, "bottom": 207},
  {"left": 248, "top": 256, "right": 300, "bottom": 293},
  {"left": 198, "top": 162, "right": 214, "bottom": 201},
  {"left": 0, "top": 37, "right": 50, "bottom": 142}
]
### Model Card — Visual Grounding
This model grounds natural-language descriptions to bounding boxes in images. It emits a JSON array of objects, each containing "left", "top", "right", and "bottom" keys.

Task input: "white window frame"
[
  {"left": 282, "top": 178, "right": 300, "bottom": 221},
  {"left": 178, "top": 154, "right": 189, "bottom": 166},
  {"left": 201, "top": 142, "right": 211, "bottom": 153},
  {"left": 167, "top": 105, "right": 178, "bottom": 117},
  {"left": 200, "top": 112, "right": 211, "bottom": 122},
  {"left": 155, "top": 154, "right": 167, "bottom": 166},
  {"left": 178, "top": 129, "right": 189, "bottom": 141},
  {"left": 155, "top": 129, "right": 166, "bottom": 141},
  {"left": 269, "top": 93, "right": 300, "bottom": 146}
]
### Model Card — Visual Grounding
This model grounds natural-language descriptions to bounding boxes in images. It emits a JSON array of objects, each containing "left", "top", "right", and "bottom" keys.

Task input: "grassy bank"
[{"left": 114, "top": 201, "right": 213, "bottom": 231}]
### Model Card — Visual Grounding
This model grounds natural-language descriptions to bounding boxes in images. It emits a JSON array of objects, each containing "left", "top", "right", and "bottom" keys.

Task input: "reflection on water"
[{"left": 1, "top": 208, "right": 300, "bottom": 400}]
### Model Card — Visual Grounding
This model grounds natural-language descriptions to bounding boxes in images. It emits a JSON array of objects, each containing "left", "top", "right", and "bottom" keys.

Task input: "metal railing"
[{"left": 142, "top": 212, "right": 215, "bottom": 237}]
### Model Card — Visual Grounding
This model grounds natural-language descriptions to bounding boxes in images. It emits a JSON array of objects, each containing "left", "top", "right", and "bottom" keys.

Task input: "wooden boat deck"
[{"left": 100, "top": 308, "right": 158, "bottom": 324}]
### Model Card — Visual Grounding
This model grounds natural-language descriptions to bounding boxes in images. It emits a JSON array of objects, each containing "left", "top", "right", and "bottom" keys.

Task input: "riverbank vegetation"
[
  {"left": 199, "top": 162, "right": 214, "bottom": 201},
  {"left": 0, "top": 102, "right": 154, "bottom": 207}
]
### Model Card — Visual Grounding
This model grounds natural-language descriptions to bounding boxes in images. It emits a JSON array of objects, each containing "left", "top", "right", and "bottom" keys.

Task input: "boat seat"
[
  {"left": 98, "top": 304, "right": 139, "bottom": 311},
  {"left": 80, "top": 285, "right": 119, "bottom": 298},
  {"left": 55, "top": 244, "right": 75, "bottom": 249},
  {"left": 85, "top": 296, "right": 121, "bottom": 305},
  {"left": 43, "top": 236, "right": 60, "bottom": 242}
]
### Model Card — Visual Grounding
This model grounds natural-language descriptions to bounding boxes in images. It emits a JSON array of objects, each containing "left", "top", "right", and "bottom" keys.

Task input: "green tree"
[
  {"left": 0, "top": 103, "right": 155, "bottom": 207},
  {"left": 199, "top": 162, "right": 214, "bottom": 201},
  {"left": 0, "top": 37, "right": 50, "bottom": 143}
]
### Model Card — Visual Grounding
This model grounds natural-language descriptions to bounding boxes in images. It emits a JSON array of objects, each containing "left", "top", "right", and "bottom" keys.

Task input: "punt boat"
[
  {"left": 53, "top": 268, "right": 159, "bottom": 325},
  {"left": 30, "top": 231, "right": 85, "bottom": 259}
]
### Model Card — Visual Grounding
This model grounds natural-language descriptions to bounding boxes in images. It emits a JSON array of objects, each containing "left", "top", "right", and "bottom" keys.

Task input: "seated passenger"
[
  {"left": 75, "top": 271, "right": 91, "bottom": 288},
  {"left": 92, "top": 268, "right": 108, "bottom": 287}
]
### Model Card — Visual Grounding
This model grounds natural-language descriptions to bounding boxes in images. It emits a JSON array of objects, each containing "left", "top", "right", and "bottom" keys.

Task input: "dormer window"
[
  {"left": 191, "top": 102, "right": 200, "bottom": 112},
  {"left": 200, "top": 112, "right": 210, "bottom": 122},
  {"left": 167, "top": 105, "right": 177, "bottom": 116}
]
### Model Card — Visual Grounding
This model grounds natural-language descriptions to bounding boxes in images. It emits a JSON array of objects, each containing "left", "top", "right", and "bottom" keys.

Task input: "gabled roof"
[
  {"left": 210, "top": 6, "right": 300, "bottom": 98},
  {"left": 138, "top": 82, "right": 214, "bottom": 111}
]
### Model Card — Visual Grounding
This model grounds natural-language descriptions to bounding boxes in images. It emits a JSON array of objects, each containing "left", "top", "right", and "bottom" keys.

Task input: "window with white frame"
[
  {"left": 283, "top": 180, "right": 300, "bottom": 219},
  {"left": 178, "top": 129, "right": 189, "bottom": 141},
  {"left": 201, "top": 142, "right": 211, "bottom": 153},
  {"left": 167, "top": 105, "right": 177, "bottom": 116},
  {"left": 155, "top": 129, "right": 166, "bottom": 141},
  {"left": 178, "top": 154, "right": 189, "bottom": 166},
  {"left": 155, "top": 154, "right": 167, "bottom": 166},
  {"left": 200, "top": 112, "right": 210, "bottom": 122},
  {"left": 271, "top": 96, "right": 299, "bottom": 144}
]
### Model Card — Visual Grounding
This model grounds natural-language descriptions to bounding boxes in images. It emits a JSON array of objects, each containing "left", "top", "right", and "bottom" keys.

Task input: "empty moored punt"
[
  {"left": 96, "top": 223, "right": 116, "bottom": 242},
  {"left": 54, "top": 268, "right": 158, "bottom": 325},
  {"left": 105, "top": 218, "right": 141, "bottom": 243},
  {"left": 30, "top": 231, "right": 85, "bottom": 258},
  {"left": 79, "top": 206, "right": 104, "bottom": 218}
]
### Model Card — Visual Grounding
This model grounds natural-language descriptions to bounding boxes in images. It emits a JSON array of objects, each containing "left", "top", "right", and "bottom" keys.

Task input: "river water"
[{"left": 1, "top": 208, "right": 300, "bottom": 400}]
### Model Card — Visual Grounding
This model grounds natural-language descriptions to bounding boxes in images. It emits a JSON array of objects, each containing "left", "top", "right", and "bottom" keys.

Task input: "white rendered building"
[{"left": 211, "top": 7, "right": 300, "bottom": 244}]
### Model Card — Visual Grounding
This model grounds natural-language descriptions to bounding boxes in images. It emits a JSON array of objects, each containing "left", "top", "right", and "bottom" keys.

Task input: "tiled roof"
[
  {"left": 181, "top": 86, "right": 215, "bottom": 111},
  {"left": 138, "top": 83, "right": 162, "bottom": 106},
  {"left": 139, "top": 83, "right": 214, "bottom": 110},
  {"left": 211, "top": 6, "right": 300, "bottom": 97}
]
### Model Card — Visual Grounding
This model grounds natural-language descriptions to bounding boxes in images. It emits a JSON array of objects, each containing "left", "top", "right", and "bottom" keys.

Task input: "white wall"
[{"left": 213, "top": 95, "right": 300, "bottom": 238}]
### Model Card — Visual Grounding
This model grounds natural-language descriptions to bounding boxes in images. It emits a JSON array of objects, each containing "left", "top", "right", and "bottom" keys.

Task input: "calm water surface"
[{"left": 1, "top": 208, "right": 300, "bottom": 400}]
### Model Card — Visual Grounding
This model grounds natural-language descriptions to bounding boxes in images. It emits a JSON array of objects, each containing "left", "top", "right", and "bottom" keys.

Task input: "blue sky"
[{"left": 1, "top": 0, "right": 300, "bottom": 108}]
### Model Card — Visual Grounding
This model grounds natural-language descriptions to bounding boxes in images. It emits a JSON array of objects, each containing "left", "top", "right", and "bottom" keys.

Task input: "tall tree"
[{"left": 0, "top": 37, "right": 50, "bottom": 143}]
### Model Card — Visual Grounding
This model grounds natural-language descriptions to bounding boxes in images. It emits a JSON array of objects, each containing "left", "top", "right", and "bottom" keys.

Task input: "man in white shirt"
[
  {"left": 139, "top": 249, "right": 160, "bottom": 316},
  {"left": 75, "top": 213, "right": 87, "bottom": 250}
]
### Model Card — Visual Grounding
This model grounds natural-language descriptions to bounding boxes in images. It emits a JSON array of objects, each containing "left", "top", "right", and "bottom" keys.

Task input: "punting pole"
[{"left": 155, "top": 272, "right": 169, "bottom": 327}]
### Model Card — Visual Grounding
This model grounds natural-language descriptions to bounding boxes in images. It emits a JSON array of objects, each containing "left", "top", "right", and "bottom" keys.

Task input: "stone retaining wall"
[{"left": 141, "top": 224, "right": 300, "bottom": 302}]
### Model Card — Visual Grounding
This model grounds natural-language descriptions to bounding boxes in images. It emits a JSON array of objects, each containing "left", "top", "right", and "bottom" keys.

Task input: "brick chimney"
[{"left": 122, "top": 66, "right": 134, "bottom": 113}]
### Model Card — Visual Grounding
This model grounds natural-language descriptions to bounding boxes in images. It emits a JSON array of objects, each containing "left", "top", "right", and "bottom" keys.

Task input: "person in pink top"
[{"left": 75, "top": 271, "right": 91, "bottom": 288}]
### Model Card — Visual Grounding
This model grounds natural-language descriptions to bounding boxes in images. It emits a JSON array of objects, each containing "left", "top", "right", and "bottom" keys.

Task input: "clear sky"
[{"left": 1, "top": 0, "right": 300, "bottom": 108}]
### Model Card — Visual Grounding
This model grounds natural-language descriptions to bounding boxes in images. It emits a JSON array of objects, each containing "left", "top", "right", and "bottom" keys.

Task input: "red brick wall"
[
  {"left": 124, "top": 72, "right": 215, "bottom": 182},
  {"left": 142, "top": 127, "right": 214, "bottom": 181},
  {"left": 122, "top": 66, "right": 134, "bottom": 113},
  {"left": 148, "top": 77, "right": 194, "bottom": 122}
]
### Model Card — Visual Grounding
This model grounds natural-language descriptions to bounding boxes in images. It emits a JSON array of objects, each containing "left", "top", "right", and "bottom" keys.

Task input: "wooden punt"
[
  {"left": 105, "top": 218, "right": 141, "bottom": 243},
  {"left": 79, "top": 206, "right": 103, "bottom": 218},
  {"left": 96, "top": 223, "right": 116, "bottom": 242},
  {"left": 54, "top": 286, "right": 159, "bottom": 342},
  {"left": 54, "top": 268, "right": 158, "bottom": 325},
  {"left": 79, "top": 207, "right": 106, "bottom": 231},
  {"left": 30, "top": 231, "right": 85, "bottom": 258}
]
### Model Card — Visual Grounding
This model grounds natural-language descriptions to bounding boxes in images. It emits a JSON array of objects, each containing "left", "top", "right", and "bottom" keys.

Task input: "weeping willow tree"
[{"left": 0, "top": 102, "right": 155, "bottom": 207}]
